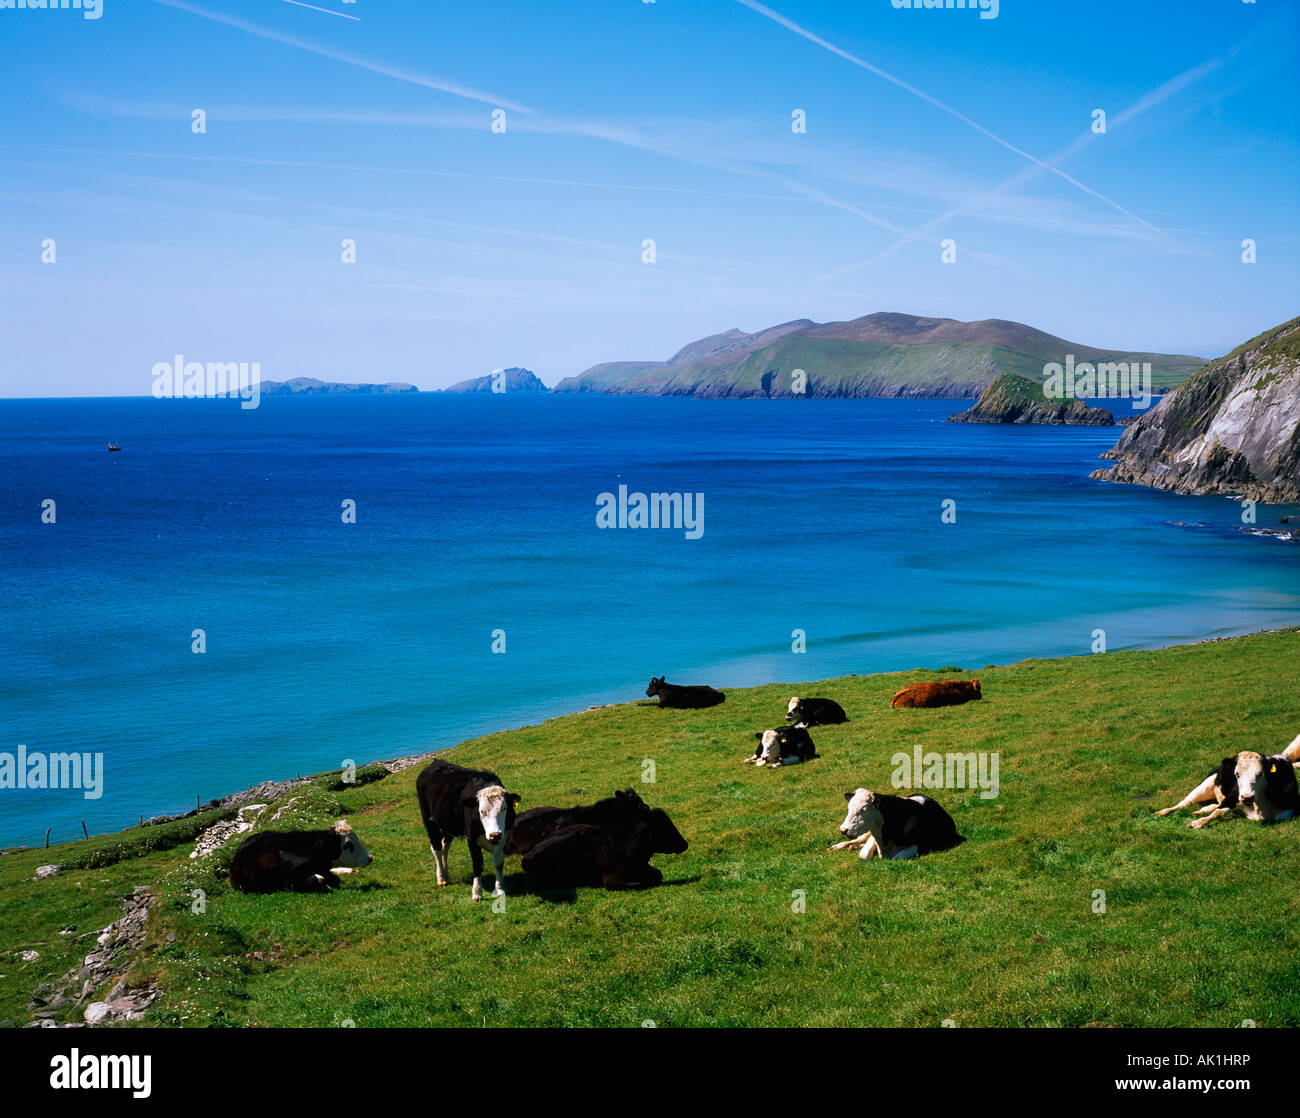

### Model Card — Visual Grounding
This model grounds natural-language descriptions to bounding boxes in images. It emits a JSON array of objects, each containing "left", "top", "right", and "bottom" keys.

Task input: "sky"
[{"left": 1, "top": 0, "right": 1298, "bottom": 395}]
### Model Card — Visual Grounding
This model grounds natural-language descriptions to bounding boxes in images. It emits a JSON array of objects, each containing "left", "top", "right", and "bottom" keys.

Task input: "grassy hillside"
[
  {"left": 553, "top": 313, "right": 1206, "bottom": 398},
  {"left": 3, "top": 631, "right": 1299, "bottom": 1028}
]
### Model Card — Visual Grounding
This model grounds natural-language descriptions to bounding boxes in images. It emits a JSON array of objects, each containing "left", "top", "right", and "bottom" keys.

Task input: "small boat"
[{"left": 107, "top": 443, "right": 122, "bottom": 452}]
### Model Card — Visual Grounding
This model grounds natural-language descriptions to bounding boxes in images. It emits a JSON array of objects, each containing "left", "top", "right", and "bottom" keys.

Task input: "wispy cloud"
[
  {"left": 147, "top": 0, "right": 531, "bottom": 112},
  {"left": 732, "top": 0, "right": 1161, "bottom": 235}
]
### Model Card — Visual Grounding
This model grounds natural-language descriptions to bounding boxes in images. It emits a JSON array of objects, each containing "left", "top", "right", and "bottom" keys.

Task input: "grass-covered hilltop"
[
  {"left": 947, "top": 373, "right": 1116, "bottom": 426},
  {"left": 552, "top": 312, "right": 1205, "bottom": 399},
  {"left": 3, "top": 631, "right": 1299, "bottom": 1028}
]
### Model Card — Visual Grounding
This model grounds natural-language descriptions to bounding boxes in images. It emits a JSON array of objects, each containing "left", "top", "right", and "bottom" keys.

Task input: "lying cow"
[
  {"left": 889, "top": 679, "right": 981, "bottom": 709},
  {"left": 830, "top": 789, "right": 963, "bottom": 860},
  {"left": 645, "top": 676, "right": 725, "bottom": 709},
  {"left": 785, "top": 696, "right": 847, "bottom": 726},
  {"left": 416, "top": 759, "right": 520, "bottom": 900},
  {"left": 508, "top": 789, "right": 687, "bottom": 890},
  {"left": 1154, "top": 751, "right": 1300, "bottom": 829},
  {"left": 743, "top": 725, "right": 817, "bottom": 767},
  {"left": 229, "top": 820, "right": 372, "bottom": 893}
]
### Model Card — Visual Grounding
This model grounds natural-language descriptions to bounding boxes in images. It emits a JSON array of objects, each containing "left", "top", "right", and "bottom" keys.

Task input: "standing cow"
[{"left": 416, "top": 759, "right": 520, "bottom": 901}]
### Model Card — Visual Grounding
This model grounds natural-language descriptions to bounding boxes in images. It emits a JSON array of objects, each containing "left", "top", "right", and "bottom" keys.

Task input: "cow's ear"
[
  {"left": 844, "top": 791, "right": 854, "bottom": 801},
  {"left": 460, "top": 792, "right": 478, "bottom": 808},
  {"left": 508, "top": 793, "right": 521, "bottom": 806}
]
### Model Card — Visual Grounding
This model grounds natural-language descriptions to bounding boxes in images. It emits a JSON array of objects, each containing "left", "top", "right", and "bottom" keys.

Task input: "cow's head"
[
  {"left": 332, "top": 820, "right": 373, "bottom": 869},
  {"left": 465, "top": 784, "right": 520, "bottom": 844},
  {"left": 757, "top": 728, "right": 784, "bottom": 765},
  {"left": 646, "top": 676, "right": 665, "bottom": 697},
  {"left": 839, "top": 789, "right": 883, "bottom": 839},
  {"left": 1234, "top": 751, "right": 1270, "bottom": 810},
  {"left": 972, "top": 679, "right": 982, "bottom": 698},
  {"left": 648, "top": 807, "right": 689, "bottom": 854},
  {"left": 785, "top": 697, "right": 801, "bottom": 721}
]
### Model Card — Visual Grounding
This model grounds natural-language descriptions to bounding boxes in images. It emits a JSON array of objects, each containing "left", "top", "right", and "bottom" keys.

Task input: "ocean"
[{"left": 2, "top": 393, "right": 1297, "bottom": 847}]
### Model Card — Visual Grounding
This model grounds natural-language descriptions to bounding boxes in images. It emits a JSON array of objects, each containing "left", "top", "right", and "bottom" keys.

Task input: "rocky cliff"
[
  {"left": 947, "top": 374, "right": 1115, "bottom": 425},
  {"left": 1090, "top": 317, "right": 1300, "bottom": 504},
  {"left": 442, "top": 367, "right": 548, "bottom": 393}
]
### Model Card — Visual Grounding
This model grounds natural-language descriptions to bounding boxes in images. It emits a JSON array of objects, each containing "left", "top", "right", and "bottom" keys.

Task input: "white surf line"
[
  {"left": 829, "top": 56, "right": 1225, "bottom": 276},
  {"left": 732, "top": 0, "right": 1162, "bottom": 236},
  {"left": 281, "top": 0, "right": 360, "bottom": 21},
  {"left": 146, "top": 0, "right": 530, "bottom": 113}
]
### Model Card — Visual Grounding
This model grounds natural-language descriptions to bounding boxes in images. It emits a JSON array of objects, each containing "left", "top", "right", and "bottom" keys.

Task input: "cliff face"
[
  {"left": 442, "top": 367, "right": 548, "bottom": 393},
  {"left": 1090, "top": 317, "right": 1300, "bottom": 503},
  {"left": 947, "top": 374, "right": 1115, "bottom": 425}
]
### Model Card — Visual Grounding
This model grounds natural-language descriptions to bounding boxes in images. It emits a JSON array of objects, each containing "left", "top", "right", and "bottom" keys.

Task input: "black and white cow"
[
  {"left": 645, "top": 676, "right": 725, "bottom": 709},
  {"left": 829, "top": 789, "right": 963, "bottom": 860},
  {"left": 508, "top": 789, "right": 688, "bottom": 890},
  {"left": 785, "top": 696, "right": 847, "bottom": 726},
  {"left": 416, "top": 759, "right": 521, "bottom": 900},
  {"left": 228, "top": 820, "right": 372, "bottom": 893},
  {"left": 742, "top": 725, "right": 817, "bottom": 767},
  {"left": 1154, "top": 751, "right": 1300, "bottom": 829}
]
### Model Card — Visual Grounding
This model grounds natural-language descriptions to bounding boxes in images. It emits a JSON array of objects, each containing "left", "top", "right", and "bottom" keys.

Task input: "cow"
[
  {"left": 742, "top": 725, "right": 817, "bottom": 767},
  {"left": 508, "top": 789, "right": 688, "bottom": 890},
  {"left": 785, "top": 696, "right": 847, "bottom": 726},
  {"left": 829, "top": 789, "right": 963, "bottom": 861},
  {"left": 889, "top": 679, "right": 982, "bottom": 709},
  {"left": 645, "top": 676, "right": 725, "bottom": 709},
  {"left": 228, "top": 820, "right": 372, "bottom": 893},
  {"left": 416, "top": 759, "right": 520, "bottom": 900},
  {"left": 1154, "top": 751, "right": 1300, "bottom": 829}
]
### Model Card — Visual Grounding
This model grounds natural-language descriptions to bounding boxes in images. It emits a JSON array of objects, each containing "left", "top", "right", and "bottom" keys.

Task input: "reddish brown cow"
[{"left": 889, "top": 679, "right": 982, "bottom": 709}]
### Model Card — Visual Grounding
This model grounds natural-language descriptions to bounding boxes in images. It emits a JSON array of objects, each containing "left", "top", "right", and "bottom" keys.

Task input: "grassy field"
[{"left": 3, "top": 630, "right": 1299, "bottom": 1028}]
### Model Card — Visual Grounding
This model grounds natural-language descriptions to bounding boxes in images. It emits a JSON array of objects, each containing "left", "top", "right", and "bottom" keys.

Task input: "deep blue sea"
[{"left": 2, "top": 394, "right": 1298, "bottom": 847}]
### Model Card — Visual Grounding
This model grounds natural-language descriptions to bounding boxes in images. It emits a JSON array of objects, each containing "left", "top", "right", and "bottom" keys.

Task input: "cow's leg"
[
  {"left": 432, "top": 835, "right": 452, "bottom": 887},
  {"left": 469, "top": 840, "right": 486, "bottom": 901},
  {"left": 1154, "top": 773, "right": 1220, "bottom": 816},
  {"left": 1189, "top": 807, "right": 1234, "bottom": 829},
  {"left": 829, "top": 835, "right": 872, "bottom": 852},
  {"left": 491, "top": 844, "right": 507, "bottom": 898},
  {"left": 857, "top": 833, "right": 883, "bottom": 860},
  {"left": 889, "top": 845, "right": 919, "bottom": 861},
  {"left": 1283, "top": 733, "right": 1300, "bottom": 764}
]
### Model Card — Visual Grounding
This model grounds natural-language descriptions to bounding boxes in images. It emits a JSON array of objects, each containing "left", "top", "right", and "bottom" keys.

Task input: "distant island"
[
  {"left": 1092, "top": 316, "right": 1300, "bottom": 504},
  {"left": 947, "top": 374, "right": 1115, "bottom": 426},
  {"left": 551, "top": 312, "right": 1205, "bottom": 400},
  {"left": 441, "top": 367, "right": 548, "bottom": 394},
  {"left": 259, "top": 378, "right": 418, "bottom": 395}
]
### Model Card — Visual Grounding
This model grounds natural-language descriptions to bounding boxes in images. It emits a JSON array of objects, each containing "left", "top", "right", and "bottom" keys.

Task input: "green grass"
[{"left": 3, "top": 631, "right": 1299, "bottom": 1028}]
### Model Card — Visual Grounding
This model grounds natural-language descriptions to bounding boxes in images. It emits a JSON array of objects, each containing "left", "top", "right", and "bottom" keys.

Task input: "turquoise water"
[{"left": 1, "top": 394, "right": 1297, "bottom": 846}]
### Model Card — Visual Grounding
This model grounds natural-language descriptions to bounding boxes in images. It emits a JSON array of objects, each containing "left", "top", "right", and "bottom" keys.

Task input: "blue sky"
[{"left": 2, "top": 0, "right": 1297, "bottom": 394}]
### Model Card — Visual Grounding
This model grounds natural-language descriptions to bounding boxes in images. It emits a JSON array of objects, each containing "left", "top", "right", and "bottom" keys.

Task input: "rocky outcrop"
[
  {"left": 443, "top": 367, "right": 548, "bottom": 393},
  {"left": 946, "top": 374, "right": 1115, "bottom": 425},
  {"left": 1091, "top": 317, "right": 1300, "bottom": 503},
  {"left": 27, "top": 886, "right": 159, "bottom": 1028}
]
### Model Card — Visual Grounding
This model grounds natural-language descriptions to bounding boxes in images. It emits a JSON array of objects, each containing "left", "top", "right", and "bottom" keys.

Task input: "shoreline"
[{"left": 5, "top": 623, "right": 1296, "bottom": 857}]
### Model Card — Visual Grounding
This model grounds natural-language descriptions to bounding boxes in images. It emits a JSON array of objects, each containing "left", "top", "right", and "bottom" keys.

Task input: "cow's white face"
[
  {"left": 839, "top": 789, "right": 883, "bottom": 839},
  {"left": 1234, "top": 752, "right": 1268, "bottom": 814},
  {"left": 332, "top": 821, "right": 373, "bottom": 868},
  {"left": 758, "top": 729, "right": 782, "bottom": 765},
  {"left": 477, "top": 785, "right": 509, "bottom": 844},
  {"left": 787, "top": 697, "right": 800, "bottom": 716}
]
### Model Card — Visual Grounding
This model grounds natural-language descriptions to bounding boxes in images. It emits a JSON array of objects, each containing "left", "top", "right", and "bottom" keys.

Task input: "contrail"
[
  {"left": 147, "top": 0, "right": 531, "bottom": 112},
  {"left": 834, "top": 56, "right": 1225, "bottom": 274},
  {"left": 732, "top": 0, "right": 1161, "bottom": 233},
  {"left": 280, "top": 0, "right": 360, "bottom": 21}
]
